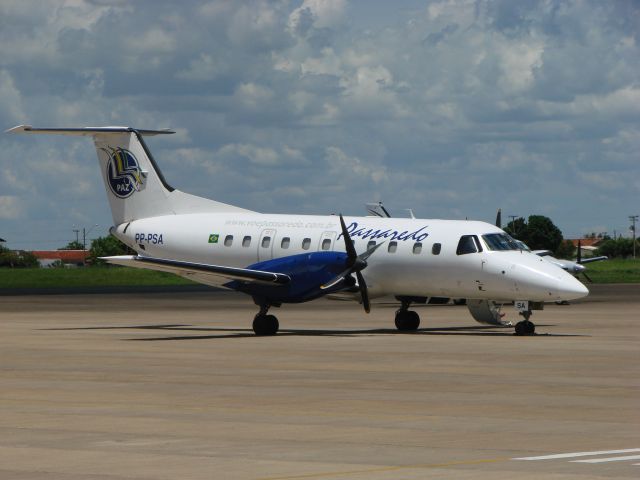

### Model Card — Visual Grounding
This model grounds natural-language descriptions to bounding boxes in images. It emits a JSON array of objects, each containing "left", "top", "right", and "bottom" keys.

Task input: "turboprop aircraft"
[
  {"left": 8, "top": 125, "right": 588, "bottom": 336},
  {"left": 495, "top": 210, "right": 606, "bottom": 282}
]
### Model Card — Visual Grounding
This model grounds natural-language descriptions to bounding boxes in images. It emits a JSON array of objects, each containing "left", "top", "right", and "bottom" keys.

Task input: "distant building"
[
  {"left": 567, "top": 238, "right": 604, "bottom": 258},
  {"left": 31, "top": 250, "right": 89, "bottom": 268}
]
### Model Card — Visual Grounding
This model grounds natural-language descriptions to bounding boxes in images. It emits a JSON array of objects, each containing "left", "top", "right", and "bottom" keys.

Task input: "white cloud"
[
  {"left": 0, "top": 69, "right": 26, "bottom": 123},
  {"left": 325, "top": 146, "right": 387, "bottom": 184},
  {"left": 233, "top": 82, "right": 274, "bottom": 110},
  {"left": 497, "top": 40, "right": 544, "bottom": 92},
  {"left": 289, "top": 0, "right": 347, "bottom": 35},
  {"left": 176, "top": 53, "right": 226, "bottom": 81},
  {"left": 0, "top": 0, "right": 638, "bottom": 247},
  {"left": 0, "top": 195, "right": 23, "bottom": 219}
]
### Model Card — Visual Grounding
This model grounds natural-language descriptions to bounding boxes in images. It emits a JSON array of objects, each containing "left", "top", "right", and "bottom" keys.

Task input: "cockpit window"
[
  {"left": 482, "top": 233, "right": 521, "bottom": 251},
  {"left": 456, "top": 235, "right": 483, "bottom": 255}
]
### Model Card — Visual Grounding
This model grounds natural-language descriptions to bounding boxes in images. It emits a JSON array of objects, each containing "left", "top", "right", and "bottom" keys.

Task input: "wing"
[
  {"left": 102, "top": 255, "right": 290, "bottom": 288},
  {"left": 578, "top": 255, "right": 608, "bottom": 264}
]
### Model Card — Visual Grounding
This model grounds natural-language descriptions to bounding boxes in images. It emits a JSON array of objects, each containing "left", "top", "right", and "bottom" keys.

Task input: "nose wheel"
[
  {"left": 514, "top": 319, "right": 535, "bottom": 335},
  {"left": 514, "top": 307, "right": 536, "bottom": 336}
]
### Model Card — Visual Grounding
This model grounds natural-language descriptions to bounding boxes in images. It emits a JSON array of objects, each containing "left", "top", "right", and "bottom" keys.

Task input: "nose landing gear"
[
  {"left": 394, "top": 297, "right": 421, "bottom": 331},
  {"left": 514, "top": 301, "right": 542, "bottom": 336}
]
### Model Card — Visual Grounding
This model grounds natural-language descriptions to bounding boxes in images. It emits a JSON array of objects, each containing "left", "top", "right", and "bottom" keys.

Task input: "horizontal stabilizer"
[
  {"left": 103, "top": 255, "right": 290, "bottom": 288},
  {"left": 6, "top": 125, "right": 174, "bottom": 136}
]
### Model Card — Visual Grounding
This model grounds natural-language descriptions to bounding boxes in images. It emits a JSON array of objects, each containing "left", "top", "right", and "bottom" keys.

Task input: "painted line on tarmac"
[
  {"left": 514, "top": 448, "right": 640, "bottom": 461},
  {"left": 571, "top": 454, "right": 640, "bottom": 464},
  {"left": 258, "top": 456, "right": 510, "bottom": 480}
]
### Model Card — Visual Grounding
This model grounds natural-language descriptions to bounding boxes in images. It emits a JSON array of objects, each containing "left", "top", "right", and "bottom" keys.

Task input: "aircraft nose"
[
  {"left": 555, "top": 274, "right": 589, "bottom": 300},
  {"left": 574, "top": 264, "right": 586, "bottom": 273}
]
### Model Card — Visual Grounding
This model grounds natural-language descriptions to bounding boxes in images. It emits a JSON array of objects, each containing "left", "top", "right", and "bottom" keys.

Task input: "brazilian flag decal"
[{"left": 208, "top": 234, "right": 219, "bottom": 244}]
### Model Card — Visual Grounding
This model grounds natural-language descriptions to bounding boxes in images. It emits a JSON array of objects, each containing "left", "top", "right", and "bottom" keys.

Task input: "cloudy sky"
[{"left": 1, "top": 0, "right": 638, "bottom": 250}]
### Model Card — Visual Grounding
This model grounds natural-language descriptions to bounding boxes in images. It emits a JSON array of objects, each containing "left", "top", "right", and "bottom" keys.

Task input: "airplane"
[
  {"left": 495, "top": 210, "right": 606, "bottom": 282},
  {"left": 511, "top": 240, "right": 606, "bottom": 283},
  {"left": 8, "top": 125, "right": 589, "bottom": 336}
]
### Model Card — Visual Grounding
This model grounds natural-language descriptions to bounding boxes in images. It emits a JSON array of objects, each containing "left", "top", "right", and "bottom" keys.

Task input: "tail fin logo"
[{"left": 103, "top": 147, "right": 145, "bottom": 198}]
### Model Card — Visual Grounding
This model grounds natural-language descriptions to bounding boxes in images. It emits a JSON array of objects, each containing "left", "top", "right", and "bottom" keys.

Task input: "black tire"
[
  {"left": 395, "top": 310, "right": 420, "bottom": 331},
  {"left": 514, "top": 320, "right": 535, "bottom": 336},
  {"left": 253, "top": 314, "right": 279, "bottom": 336}
]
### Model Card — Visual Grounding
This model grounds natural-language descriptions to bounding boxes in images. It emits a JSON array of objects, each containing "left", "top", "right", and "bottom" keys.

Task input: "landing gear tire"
[
  {"left": 395, "top": 310, "right": 420, "bottom": 331},
  {"left": 514, "top": 320, "right": 535, "bottom": 336},
  {"left": 253, "top": 314, "right": 279, "bottom": 336}
]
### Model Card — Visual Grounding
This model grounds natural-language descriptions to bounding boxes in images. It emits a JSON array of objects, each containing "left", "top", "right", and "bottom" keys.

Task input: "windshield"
[{"left": 482, "top": 233, "right": 522, "bottom": 251}]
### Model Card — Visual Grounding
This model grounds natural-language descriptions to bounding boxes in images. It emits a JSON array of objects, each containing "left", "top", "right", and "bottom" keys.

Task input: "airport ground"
[{"left": 0, "top": 285, "right": 638, "bottom": 479}]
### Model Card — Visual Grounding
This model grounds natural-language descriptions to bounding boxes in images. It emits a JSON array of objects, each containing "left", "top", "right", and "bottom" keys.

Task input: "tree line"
[
  {"left": 0, "top": 235, "right": 134, "bottom": 268},
  {"left": 504, "top": 215, "right": 638, "bottom": 259}
]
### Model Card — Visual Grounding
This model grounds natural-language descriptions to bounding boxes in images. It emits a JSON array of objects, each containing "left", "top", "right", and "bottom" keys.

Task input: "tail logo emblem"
[{"left": 104, "top": 148, "right": 145, "bottom": 198}]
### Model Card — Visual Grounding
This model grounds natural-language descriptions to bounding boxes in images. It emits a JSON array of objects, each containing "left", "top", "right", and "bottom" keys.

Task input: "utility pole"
[
  {"left": 73, "top": 228, "right": 80, "bottom": 245},
  {"left": 630, "top": 215, "right": 639, "bottom": 259},
  {"left": 508, "top": 215, "right": 519, "bottom": 237},
  {"left": 82, "top": 224, "right": 99, "bottom": 251}
]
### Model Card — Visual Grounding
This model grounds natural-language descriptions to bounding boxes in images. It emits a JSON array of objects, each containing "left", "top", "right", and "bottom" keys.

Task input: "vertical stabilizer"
[{"left": 7, "top": 126, "right": 251, "bottom": 224}]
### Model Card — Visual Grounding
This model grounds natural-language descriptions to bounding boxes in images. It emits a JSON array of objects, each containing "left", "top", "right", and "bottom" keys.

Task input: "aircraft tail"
[{"left": 7, "top": 126, "right": 250, "bottom": 225}]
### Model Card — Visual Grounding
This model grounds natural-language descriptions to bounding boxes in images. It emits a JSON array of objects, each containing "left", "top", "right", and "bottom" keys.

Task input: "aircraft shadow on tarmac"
[{"left": 43, "top": 323, "right": 587, "bottom": 340}]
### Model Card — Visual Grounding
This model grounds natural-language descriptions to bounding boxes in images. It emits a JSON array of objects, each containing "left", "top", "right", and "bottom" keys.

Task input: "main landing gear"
[
  {"left": 395, "top": 298, "right": 421, "bottom": 331},
  {"left": 514, "top": 301, "right": 541, "bottom": 336},
  {"left": 252, "top": 304, "right": 279, "bottom": 336}
]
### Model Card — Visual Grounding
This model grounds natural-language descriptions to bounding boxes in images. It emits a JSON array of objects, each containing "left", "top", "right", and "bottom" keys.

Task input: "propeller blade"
[
  {"left": 320, "top": 266, "right": 352, "bottom": 290},
  {"left": 339, "top": 214, "right": 357, "bottom": 260},
  {"left": 320, "top": 214, "right": 379, "bottom": 312},
  {"left": 582, "top": 271, "right": 593, "bottom": 283},
  {"left": 356, "top": 270, "right": 370, "bottom": 313},
  {"left": 359, "top": 241, "right": 385, "bottom": 262},
  {"left": 495, "top": 208, "right": 502, "bottom": 228},
  {"left": 576, "top": 239, "right": 582, "bottom": 264}
]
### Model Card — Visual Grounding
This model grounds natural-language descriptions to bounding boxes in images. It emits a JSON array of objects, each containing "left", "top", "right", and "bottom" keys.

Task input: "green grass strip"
[{"left": 0, "top": 267, "right": 196, "bottom": 289}]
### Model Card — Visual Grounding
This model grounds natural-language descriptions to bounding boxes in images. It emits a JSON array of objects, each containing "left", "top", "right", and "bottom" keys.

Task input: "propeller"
[
  {"left": 495, "top": 208, "right": 502, "bottom": 229},
  {"left": 321, "top": 214, "right": 384, "bottom": 313},
  {"left": 576, "top": 239, "right": 582, "bottom": 264}
]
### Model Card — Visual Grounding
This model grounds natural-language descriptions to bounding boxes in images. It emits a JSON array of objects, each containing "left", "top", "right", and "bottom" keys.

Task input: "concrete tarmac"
[{"left": 0, "top": 285, "right": 638, "bottom": 479}]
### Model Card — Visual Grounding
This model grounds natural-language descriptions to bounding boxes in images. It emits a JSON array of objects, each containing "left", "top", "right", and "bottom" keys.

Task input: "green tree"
[
  {"left": 60, "top": 240, "right": 84, "bottom": 250},
  {"left": 504, "top": 217, "right": 527, "bottom": 240},
  {"left": 504, "top": 215, "right": 564, "bottom": 253},
  {"left": 555, "top": 239, "right": 576, "bottom": 259},
  {"left": 527, "top": 215, "right": 563, "bottom": 252},
  {"left": 0, "top": 244, "right": 39, "bottom": 268},
  {"left": 88, "top": 235, "right": 135, "bottom": 265},
  {"left": 596, "top": 238, "right": 637, "bottom": 258}
]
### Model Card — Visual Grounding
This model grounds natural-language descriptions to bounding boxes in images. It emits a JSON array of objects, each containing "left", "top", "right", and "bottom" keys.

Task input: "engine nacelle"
[{"left": 467, "top": 299, "right": 512, "bottom": 326}]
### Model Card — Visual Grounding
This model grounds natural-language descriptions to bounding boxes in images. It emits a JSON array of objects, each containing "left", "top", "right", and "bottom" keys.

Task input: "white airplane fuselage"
[{"left": 112, "top": 212, "right": 587, "bottom": 303}]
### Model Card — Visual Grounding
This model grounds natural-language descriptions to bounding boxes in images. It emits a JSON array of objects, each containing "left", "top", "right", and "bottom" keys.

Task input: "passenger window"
[
  {"left": 413, "top": 242, "right": 422, "bottom": 254},
  {"left": 432, "top": 243, "right": 441, "bottom": 255},
  {"left": 261, "top": 236, "right": 271, "bottom": 248},
  {"left": 456, "top": 235, "right": 482, "bottom": 255},
  {"left": 281, "top": 237, "right": 290, "bottom": 249},
  {"left": 242, "top": 236, "right": 251, "bottom": 248},
  {"left": 321, "top": 239, "right": 332, "bottom": 250},
  {"left": 224, "top": 235, "right": 233, "bottom": 247},
  {"left": 302, "top": 238, "right": 311, "bottom": 250},
  {"left": 367, "top": 240, "right": 377, "bottom": 250},
  {"left": 388, "top": 241, "right": 398, "bottom": 253}
]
